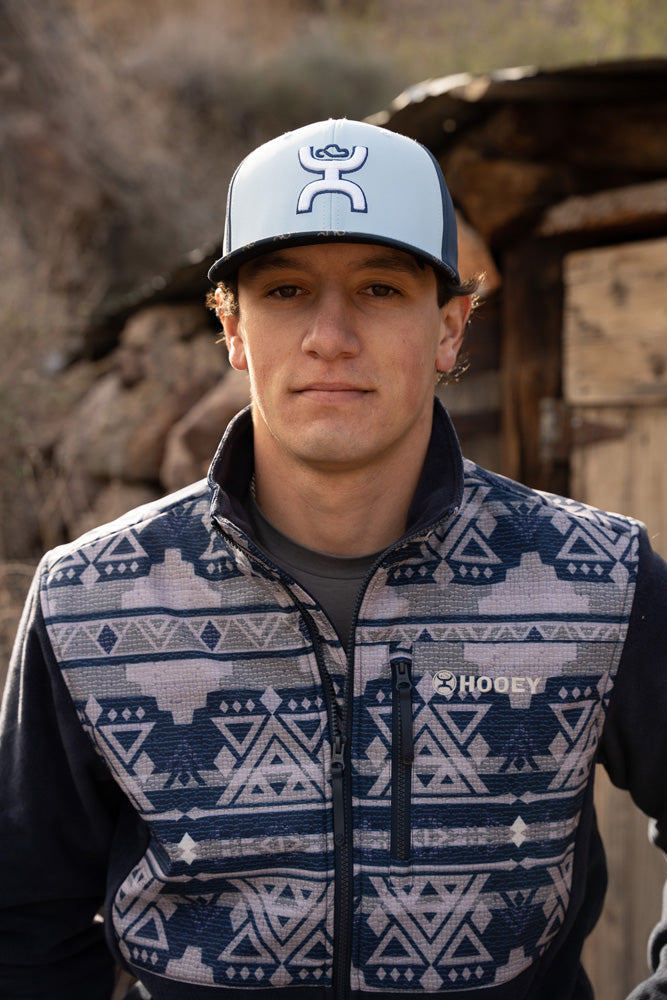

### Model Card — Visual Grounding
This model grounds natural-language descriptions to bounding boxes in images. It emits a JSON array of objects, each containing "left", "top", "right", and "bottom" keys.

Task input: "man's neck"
[{"left": 252, "top": 455, "right": 424, "bottom": 557}]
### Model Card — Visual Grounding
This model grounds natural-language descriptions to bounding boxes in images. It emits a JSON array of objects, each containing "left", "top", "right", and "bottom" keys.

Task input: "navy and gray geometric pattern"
[{"left": 40, "top": 459, "right": 639, "bottom": 992}]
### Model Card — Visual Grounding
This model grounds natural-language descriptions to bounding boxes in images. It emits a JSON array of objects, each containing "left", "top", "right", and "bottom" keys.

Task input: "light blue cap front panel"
[{"left": 209, "top": 119, "right": 459, "bottom": 282}]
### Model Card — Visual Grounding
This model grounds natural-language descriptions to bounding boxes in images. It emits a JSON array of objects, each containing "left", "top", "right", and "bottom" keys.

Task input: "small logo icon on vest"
[
  {"left": 433, "top": 670, "right": 457, "bottom": 696},
  {"left": 297, "top": 144, "right": 368, "bottom": 214}
]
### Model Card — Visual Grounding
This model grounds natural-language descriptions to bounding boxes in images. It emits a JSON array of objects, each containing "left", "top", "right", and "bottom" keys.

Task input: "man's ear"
[
  {"left": 215, "top": 289, "right": 248, "bottom": 372},
  {"left": 436, "top": 295, "right": 472, "bottom": 374}
]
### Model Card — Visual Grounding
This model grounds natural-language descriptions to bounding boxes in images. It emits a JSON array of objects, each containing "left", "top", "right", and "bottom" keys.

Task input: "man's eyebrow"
[
  {"left": 242, "top": 253, "right": 304, "bottom": 278},
  {"left": 353, "top": 251, "right": 424, "bottom": 275},
  {"left": 241, "top": 247, "right": 425, "bottom": 279}
]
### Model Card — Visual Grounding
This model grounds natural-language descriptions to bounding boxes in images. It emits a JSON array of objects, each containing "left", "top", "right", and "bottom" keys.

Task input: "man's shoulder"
[{"left": 462, "top": 458, "right": 642, "bottom": 540}]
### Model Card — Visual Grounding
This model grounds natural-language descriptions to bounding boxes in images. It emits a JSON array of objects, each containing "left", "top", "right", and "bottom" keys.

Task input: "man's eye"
[
  {"left": 366, "top": 284, "right": 398, "bottom": 297},
  {"left": 268, "top": 285, "right": 301, "bottom": 299}
]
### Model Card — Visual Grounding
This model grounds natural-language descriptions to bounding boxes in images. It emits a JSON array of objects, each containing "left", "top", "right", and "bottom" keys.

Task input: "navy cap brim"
[{"left": 207, "top": 232, "right": 460, "bottom": 285}]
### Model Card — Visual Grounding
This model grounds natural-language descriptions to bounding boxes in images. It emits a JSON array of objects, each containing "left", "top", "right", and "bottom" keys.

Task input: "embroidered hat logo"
[{"left": 297, "top": 144, "right": 369, "bottom": 214}]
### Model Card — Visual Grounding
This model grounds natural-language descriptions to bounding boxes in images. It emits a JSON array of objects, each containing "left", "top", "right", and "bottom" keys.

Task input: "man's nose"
[{"left": 301, "top": 291, "right": 361, "bottom": 360}]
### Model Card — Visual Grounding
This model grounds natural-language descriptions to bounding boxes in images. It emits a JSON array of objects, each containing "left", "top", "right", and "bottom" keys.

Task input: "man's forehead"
[{"left": 240, "top": 242, "right": 426, "bottom": 278}]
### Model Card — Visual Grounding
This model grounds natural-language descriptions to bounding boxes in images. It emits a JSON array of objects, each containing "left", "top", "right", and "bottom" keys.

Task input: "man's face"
[{"left": 220, "top": 242, "right": 469, "bottom": 479}]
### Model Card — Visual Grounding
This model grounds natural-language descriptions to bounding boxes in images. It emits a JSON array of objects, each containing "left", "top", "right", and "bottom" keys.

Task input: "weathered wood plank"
[
  {"left": 570, "top": 404, "right": 667, "bottom": 999},
  {"left": 464, "top": 292, "right": 502, "bottom": 373},
  {"left": 441, "top": 147, "right": 568, "bottom": 243},
  {"left": 563, "top": 237, "right": 667, "bottom": 405},
  {"left": 500, "top": 240, "right": 565, "bottom": 491},
  {"left": 442, "top": 370, "right": 500, "bottom": 419},
  {"left": 539, "top": 179, "right": 667, "bottom": 238},
  {"left": 584, "top": 767, "right": 664, "bottom": 1000},
  {"left": 569, "top": 405, "right": 667, "bottom": 557}
]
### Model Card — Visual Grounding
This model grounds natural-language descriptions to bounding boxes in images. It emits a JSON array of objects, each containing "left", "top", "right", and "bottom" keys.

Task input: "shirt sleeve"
[
  {"left": 598, "top": 528, "right": 667, "bottom": 997},
  {"left": 0, "top": 560, "right": 124, "bottom": 1000}
]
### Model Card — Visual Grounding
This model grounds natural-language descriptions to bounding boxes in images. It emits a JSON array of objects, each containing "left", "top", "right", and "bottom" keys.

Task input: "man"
[{"left": 1, "top": 118, "right": 667, "bottom": 1000}]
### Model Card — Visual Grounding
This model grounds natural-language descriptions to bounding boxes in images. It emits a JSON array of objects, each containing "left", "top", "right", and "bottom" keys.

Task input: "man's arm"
[
  {"left": 598, "top": 529, "right": 667, "bottom": 997},
  {"left": 0, "top": 562, "right": 123, "bottom": 1000}
]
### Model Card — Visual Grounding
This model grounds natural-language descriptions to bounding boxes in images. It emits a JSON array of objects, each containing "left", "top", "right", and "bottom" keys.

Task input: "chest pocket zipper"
[{"left": 391, "top": 657, "right": 414, "bottom": 861}]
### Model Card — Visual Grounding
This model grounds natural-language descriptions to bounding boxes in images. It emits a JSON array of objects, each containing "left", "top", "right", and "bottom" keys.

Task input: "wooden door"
[{"left": 562, "top": 236, "right": 667, "bottom": 998}]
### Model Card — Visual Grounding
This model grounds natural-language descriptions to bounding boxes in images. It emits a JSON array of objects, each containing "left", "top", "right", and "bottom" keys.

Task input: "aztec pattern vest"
[{"left": 40, "top": 420, "right": 639, "bottom": 997}]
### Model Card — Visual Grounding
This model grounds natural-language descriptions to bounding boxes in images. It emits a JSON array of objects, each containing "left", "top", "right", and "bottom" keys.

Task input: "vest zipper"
[
  {"left": 391, "top": 657, "right": 414, "bottom": 861},
  {"left": 296, "top": 607, "right": 352, "bottom": 1000},
  {"left": 330, "top": 732, "right": 346, "bottom": 847}
]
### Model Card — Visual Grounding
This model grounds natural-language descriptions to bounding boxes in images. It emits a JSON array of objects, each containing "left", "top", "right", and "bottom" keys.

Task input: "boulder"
[
  {"left": 53, "top": 303, "right": 227, "bottom": 534},
  {"left": 161, "top": 368, "right": 250, "bottom": 491}
]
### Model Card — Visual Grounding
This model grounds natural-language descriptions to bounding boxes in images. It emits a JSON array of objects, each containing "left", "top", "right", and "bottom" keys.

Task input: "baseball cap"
[{"left": 208, "top": 118, "right": 460, "bottom": 284}]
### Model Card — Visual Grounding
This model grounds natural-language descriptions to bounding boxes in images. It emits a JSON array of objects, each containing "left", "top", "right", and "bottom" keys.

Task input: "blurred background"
[{"left": 2, "top": 3, "right": 667, "bottom": 996}]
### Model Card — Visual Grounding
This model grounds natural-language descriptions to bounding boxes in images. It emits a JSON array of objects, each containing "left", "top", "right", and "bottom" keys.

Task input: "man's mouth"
[
  {"left": 297, "top": 381, "right": 371, "bottom": 394},
  {"left": 297, "top": 384, "right": 371, "bottom": 403}
]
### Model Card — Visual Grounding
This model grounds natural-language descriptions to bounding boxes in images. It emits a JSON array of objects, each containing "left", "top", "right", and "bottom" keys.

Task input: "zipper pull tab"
[
  {"left": 394, "top": 659, "right": 414, "bottom": 764},
  {"left": 330, "top": 734, "right": 346, "bottom": 848}
]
